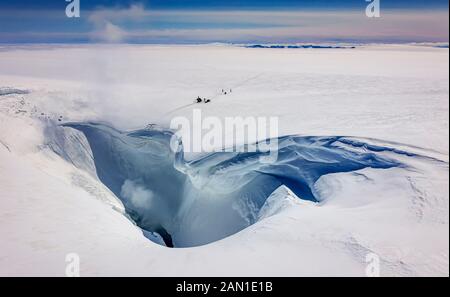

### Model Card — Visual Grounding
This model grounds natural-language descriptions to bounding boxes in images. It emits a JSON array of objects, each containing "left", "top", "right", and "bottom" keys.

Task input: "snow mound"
[{"left": 257, "top": 185, "right": 309, "bottom": 220}]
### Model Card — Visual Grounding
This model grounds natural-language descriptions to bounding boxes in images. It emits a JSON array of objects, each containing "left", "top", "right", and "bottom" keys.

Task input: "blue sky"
[
  {"left": 0, "top": 0, "right": 448, "bottom": 43},
  {"left": 1, "top": 0, "right": 448, "bottom": 9}
]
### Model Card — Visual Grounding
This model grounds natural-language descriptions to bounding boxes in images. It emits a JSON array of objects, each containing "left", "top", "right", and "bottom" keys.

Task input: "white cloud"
[
  {"left": 1, "top": 5, "right": 447, "bottom": 43},
  {"left": 90, "top": 21, "right": 127, "bottom": 43},
  {"left": 87, "top": 4, "right": 147, "bottom": 43},
  {"left": 87, "top": 4, "right": 148, "bottom": 24},
  {"left": 83, "top": 7, "right": 448, "bottom": 43}
]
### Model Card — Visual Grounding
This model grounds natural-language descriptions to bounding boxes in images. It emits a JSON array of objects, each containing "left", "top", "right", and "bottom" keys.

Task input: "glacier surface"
[{"left": 0, "top": 44, "right": 447, "bottom": 276}]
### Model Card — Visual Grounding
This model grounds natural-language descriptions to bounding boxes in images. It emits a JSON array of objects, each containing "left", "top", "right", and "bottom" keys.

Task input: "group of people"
[
  {"left": 195, "top": 88, "right": 233, "bottom": 104},
  {"left": 196, "top": 97, "right": 211, "bottom": 104}
]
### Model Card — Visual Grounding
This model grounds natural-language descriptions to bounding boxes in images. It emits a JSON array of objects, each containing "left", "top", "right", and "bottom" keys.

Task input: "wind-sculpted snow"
[
  {"left": 0, "top": 87, "right": 29, "bottom": 96},
  {"left": 62, "top": 122, "right": 403, "bottom": 248}
]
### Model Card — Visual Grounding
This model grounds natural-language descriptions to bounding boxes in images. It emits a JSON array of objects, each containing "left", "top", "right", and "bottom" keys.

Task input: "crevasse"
[{"left": 56, "top": 122, "right": 401, "bottom": 248}]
